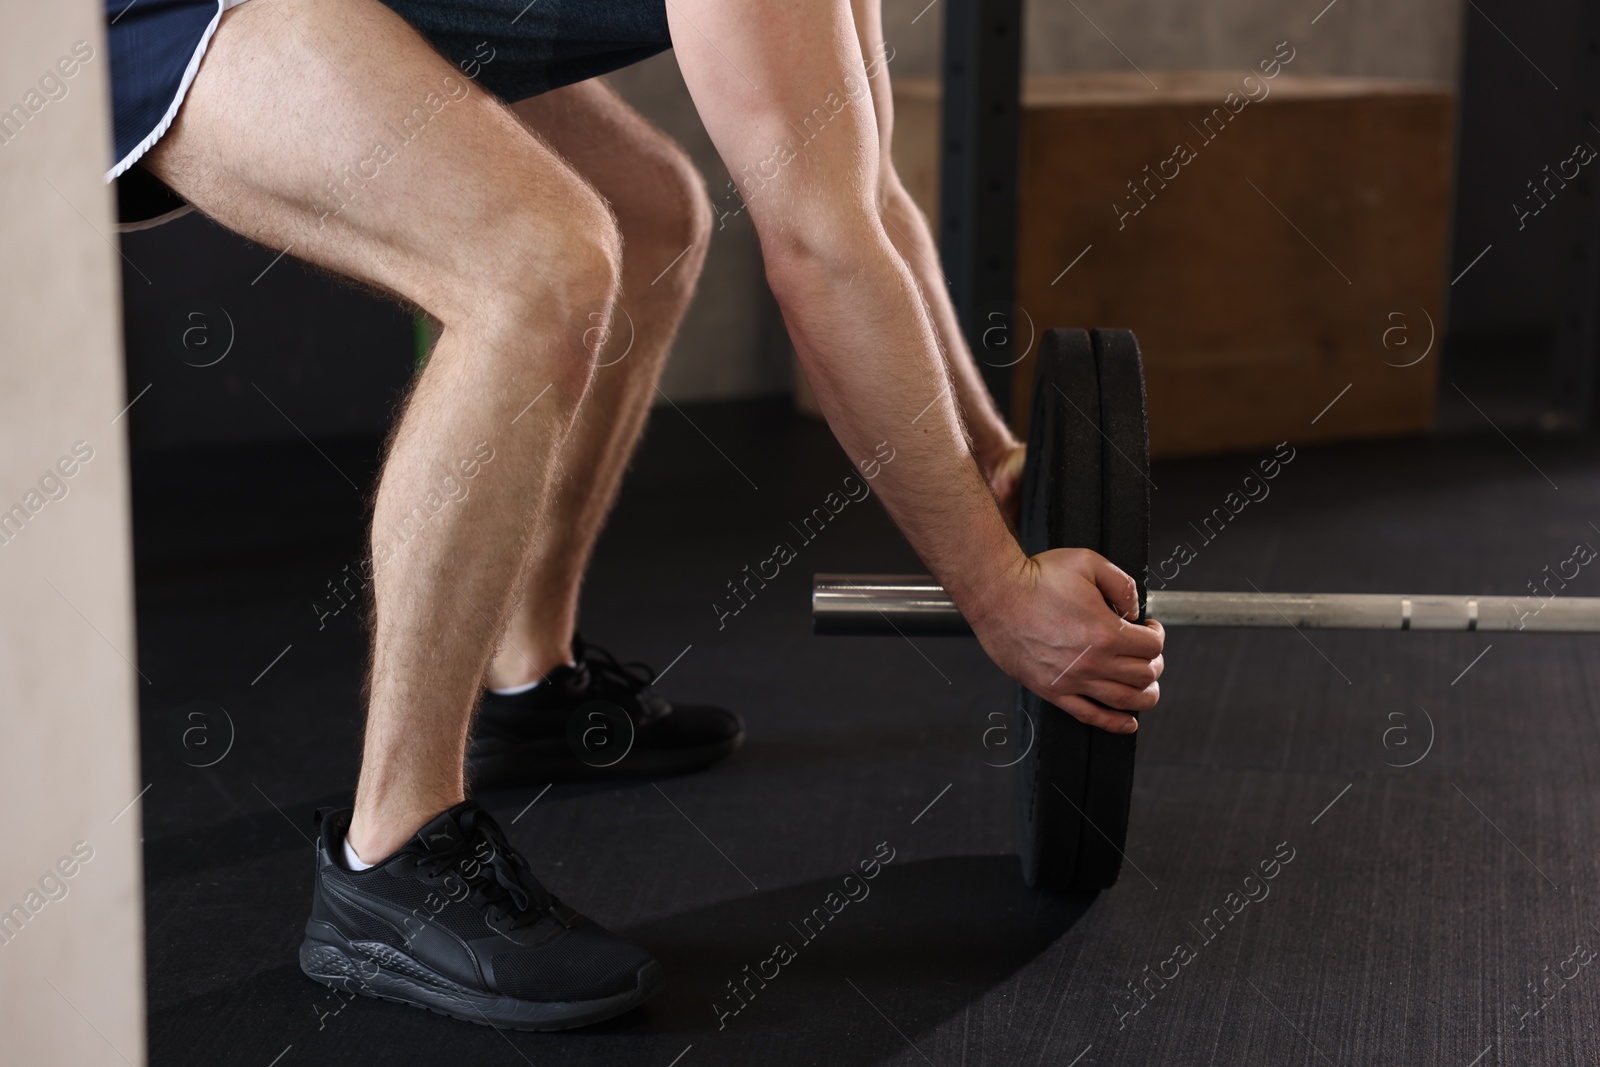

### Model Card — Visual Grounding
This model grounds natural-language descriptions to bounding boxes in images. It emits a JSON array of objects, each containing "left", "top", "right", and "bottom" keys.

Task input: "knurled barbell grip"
[{"left": 811, "top": 574, "right": 1600, "bottom": 635}]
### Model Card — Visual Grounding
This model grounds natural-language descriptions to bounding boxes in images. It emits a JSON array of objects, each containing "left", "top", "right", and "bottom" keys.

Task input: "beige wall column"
[{"left": 0, "top": 1, "right": 146, "bottom": 1064}]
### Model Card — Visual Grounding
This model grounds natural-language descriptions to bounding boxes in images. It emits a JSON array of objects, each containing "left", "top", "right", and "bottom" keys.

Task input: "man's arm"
[
  {"left": 842, "top": 0, "right": 1024, "bottom": 515},
  {"left": 880, "top": 173, "right": 1028, "bottom": 513},
  {"left": 667, "top": 0, "right": 1162, "bottom": 732}
]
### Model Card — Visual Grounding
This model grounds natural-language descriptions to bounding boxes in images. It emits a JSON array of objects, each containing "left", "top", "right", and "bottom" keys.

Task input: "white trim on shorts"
[{"left": 104, "top": 0, "right": 254, "bottom": 183}]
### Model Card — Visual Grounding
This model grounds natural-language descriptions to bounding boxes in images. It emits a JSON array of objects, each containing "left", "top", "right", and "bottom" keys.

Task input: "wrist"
[{"left": 941, "top": 521, "right": 1028, "bottom": 632}]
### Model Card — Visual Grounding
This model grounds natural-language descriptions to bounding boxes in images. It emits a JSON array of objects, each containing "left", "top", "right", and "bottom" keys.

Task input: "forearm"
[
  {"left": 667, "top": 0, "right": 1163, "bottom": 731},
  {"left": 663, "top": 0, "right": 1020, "bottom": 610},
  {"left": 767, "top": 228, "right": 1024, "bottom": 614},
  {"left": 879, "top": 175, "right": 1018, "bottom": 463}
]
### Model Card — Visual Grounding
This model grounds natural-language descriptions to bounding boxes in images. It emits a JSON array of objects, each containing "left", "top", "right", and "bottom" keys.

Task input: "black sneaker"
[
  {"left": 467, "top": 634, "right": 744, "bottom": 788},
  {"left": 299, "top": 802, "right": 661, "bottom": 1030}
]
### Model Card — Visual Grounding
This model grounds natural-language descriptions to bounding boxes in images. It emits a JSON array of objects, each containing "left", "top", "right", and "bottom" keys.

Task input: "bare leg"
[
  {"left": 486, "top": 82, "right": 712, "bottom": 687},
  {"left": 144, "top": 0, "right": 622, "bottom": 858}
]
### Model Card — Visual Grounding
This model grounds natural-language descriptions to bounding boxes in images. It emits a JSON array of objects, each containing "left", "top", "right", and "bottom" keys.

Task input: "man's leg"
[
  {"left": 144, "top": 0, "right": 666, "bottom": 1028},
  {"left": 487, "top": 81, "right": 713, "bottom": 686},
  {"left": 144, "top": 0, "right": 618, "bottom": 858}
]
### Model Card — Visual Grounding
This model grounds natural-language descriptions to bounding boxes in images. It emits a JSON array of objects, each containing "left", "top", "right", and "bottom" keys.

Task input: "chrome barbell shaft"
[{"left": 812, "top": 574, "right": 1600, "bottom": 635}]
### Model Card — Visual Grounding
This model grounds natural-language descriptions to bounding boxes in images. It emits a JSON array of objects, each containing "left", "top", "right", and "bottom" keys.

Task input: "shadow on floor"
[{"left": 624, "top": 854, "right": 1093, "bottom": 1043}]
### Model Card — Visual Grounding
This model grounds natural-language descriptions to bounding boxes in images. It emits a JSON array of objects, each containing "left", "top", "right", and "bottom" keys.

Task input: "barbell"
[
  {"left": 813, "top": 328, "right": 1600, "bottom": 893},
  {"left": 814, "top": 579, "right": 1600, "bottom": 633}
]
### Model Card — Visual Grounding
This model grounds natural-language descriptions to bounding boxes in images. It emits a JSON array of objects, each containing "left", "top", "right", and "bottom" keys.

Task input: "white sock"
[
  {"left": 343, "top": 837, "right": 375, "bottom": 872},
  {"left": 488, "top": 663, "right": 576, "bottom": 697},
  {"left": 489, "top": 678, "right": 543, "bottom": 696}
]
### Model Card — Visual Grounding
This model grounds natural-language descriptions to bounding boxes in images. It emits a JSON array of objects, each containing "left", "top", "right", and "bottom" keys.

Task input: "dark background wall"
[
  {"left": 119, "top": 215, "right": 417, "bottom": 452},
  {"left": 1441, "top": 0, "right": 1600, "bottom": 429}
]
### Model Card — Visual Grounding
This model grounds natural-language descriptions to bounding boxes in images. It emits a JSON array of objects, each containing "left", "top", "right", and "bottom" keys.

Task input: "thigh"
[
  {"left": 143, "top": 0, "right": 598, "bottom": 318},
  {"left": 509, "top": 79, "right": 699, "bottom": 221}
]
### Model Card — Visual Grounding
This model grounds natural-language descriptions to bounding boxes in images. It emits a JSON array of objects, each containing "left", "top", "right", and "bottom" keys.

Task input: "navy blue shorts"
[{"left": 107, "top": 0, "right": 671, "bottom": 227}]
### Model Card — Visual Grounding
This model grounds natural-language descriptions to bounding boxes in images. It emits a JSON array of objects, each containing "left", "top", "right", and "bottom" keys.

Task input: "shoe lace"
[
  {"left": 576, "top": 638, "right": 658, "bottom": 700},
  {"left": 413, "top": 809, "right": 564, "bottom": 931}
]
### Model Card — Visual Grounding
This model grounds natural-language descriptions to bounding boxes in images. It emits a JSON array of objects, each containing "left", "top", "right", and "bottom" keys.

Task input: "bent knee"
[
  {"left": 513, "top": 177, "right": 622, "bottom": 311},
  {"left": 423, "top": 185, "right": 621, "bottom": 396},
  {"left": 448, "top": 177, "right": 622, "bottom": 330},
  {"left": 610, "top": 137, "right": 713, "bottom": 270}
]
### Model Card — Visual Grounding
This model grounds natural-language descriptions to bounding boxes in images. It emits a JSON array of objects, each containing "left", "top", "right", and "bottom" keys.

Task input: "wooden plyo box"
[{"left": 891, "top": 73, "right": 1455, "bottom": 457}]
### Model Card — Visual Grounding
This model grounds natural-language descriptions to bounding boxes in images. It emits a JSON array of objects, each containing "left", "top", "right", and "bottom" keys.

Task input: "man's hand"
[
  {"left": 980, "top": 440, "right": 1026, "bottom": 529},
  {"left": 969, "top": 548, "right": 1164, "bottom": 733}
]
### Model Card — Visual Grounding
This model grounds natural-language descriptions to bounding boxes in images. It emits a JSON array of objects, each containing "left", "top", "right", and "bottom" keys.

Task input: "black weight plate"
[
  {"left": 1015, "top": 329, "right": 1102, "bottom": 890},
  {"left": 1069, "top": 328, "right": 1151, "bottom": 888}
]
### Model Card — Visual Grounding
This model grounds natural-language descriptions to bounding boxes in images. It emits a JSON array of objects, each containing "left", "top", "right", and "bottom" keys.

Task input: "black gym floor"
[{"left": 135, "top": 397, "right": 1600, "bottom": 1066}]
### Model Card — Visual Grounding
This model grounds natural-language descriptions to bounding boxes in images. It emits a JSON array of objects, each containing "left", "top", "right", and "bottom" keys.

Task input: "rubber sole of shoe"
[
  {"left": 299, "top": 920, "right": 663, "bottom": 1031},
  {"left": 467, "top": 727, "right": 745, "bottom": 789}
]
